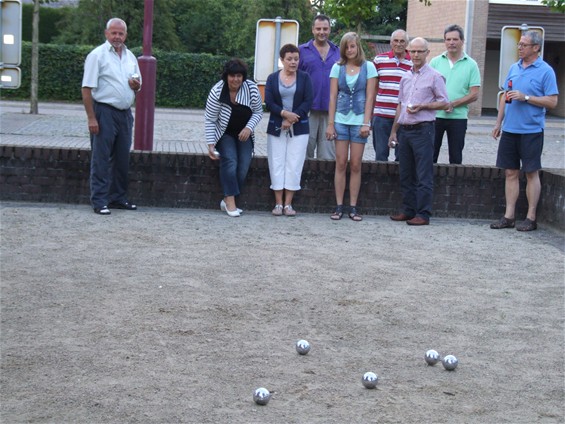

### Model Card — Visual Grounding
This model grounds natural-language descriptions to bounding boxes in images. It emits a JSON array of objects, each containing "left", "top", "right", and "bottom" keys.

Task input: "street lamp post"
[{"left": 134, "top": 0, "right": 156, "bottom": 151}]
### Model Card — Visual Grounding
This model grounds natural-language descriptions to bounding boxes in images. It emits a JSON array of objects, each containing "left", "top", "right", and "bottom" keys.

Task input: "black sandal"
[
  {"left": 330, "top": 205, "right": 343, "bottom": 220},
  {"left": 349, "top": 206, "right": 363, "bottom": 222}
]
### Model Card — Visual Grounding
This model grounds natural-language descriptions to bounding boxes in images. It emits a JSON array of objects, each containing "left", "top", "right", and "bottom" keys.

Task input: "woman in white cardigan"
[{"left": 204, "top": 59, "right": 263, "bottom": 217}]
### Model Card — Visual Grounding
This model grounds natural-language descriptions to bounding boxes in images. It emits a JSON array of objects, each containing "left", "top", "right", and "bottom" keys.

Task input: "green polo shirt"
[{"left": 430, "top": 52, "right": 481, "bottom": 119}]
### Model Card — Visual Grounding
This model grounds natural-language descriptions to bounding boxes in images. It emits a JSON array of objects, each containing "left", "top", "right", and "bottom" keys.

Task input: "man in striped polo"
[{"left": 372, "top": 29, "right": 412, "bottom": 162}]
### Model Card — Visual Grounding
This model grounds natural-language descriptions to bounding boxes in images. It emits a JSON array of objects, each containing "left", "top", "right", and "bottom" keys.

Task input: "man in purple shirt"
[
  {"left": 389, "top": 37, "right": 449, "bottom": 226},
  {"left": 299, "top": 15, "right": 340, "bottom": 160}
]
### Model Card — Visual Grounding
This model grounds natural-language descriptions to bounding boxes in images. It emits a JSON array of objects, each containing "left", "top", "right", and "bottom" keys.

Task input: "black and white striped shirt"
[{"left": 204, "top": 79, "right": 264, "bottom": 145}]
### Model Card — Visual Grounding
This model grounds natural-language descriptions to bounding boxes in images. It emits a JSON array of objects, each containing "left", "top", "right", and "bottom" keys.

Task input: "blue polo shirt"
[{"left": 502, "top": 57, "right": 558, "bottom": 134}]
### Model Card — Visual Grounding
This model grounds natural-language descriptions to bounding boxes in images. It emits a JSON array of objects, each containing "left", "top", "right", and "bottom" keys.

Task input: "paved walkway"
[{"left": 1, "top": 100, "right": 564, "bottom": 170}]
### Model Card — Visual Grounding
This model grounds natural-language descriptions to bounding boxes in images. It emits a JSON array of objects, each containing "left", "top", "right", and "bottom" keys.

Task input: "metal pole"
[
  {"left": 273, "top": 16, "right": 282, "bottom": 72},
  {"left": 134, "top": 0, "right": 157, "bottom": 151}
]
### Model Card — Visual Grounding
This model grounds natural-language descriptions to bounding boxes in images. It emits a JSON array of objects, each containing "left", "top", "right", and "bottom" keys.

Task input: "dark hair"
[
  {"left": 221, "top": 58, "right": 248, "bottom": 83},
  {"left": 313, "top": 14, "right": 330, "bottom": 26},
  {"left": 280, "top": 43, "right": 299, "bottom": 59},
  {"left": 444, "top": 24, "right": 465, "bottom": 41}
]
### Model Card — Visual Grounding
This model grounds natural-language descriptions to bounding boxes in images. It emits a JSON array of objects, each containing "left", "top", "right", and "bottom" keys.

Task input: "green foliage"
[
  {"left": 53, "top": 0, "right": 182, "bottom": 50},
  {"left": 323, "top": 0, "right": 408, "bottom": 35},
  {"left": 0, "top": 42, "right": 252, "bottom": 109},
  {"left": 21, "top": 3, "right": 71, "bottom": 43},
  {"left": 541, "top": 0, "right": 565, "bottom": 12}
]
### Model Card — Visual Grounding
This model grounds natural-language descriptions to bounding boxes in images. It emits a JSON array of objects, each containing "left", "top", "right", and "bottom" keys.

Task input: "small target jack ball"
[
  {"left": 425, "top": 349, "right": 440, "bottom": 366},
  {"left": 361, "top": 372, "right": 379, "bottom": 389},
  {"left": 295, "top": 339, "right": 311, "bottom": 355},
  {"left": 253, "top": 387, "right": 271, "bottom": 405},
  {"left": 442, "top": 354, "right": 459, "bottom": 371}
]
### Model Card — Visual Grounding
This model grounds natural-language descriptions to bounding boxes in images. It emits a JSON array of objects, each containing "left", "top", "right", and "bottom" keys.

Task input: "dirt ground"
[{"left": 1, "top": 202, "right": 564, "bottom": 423}]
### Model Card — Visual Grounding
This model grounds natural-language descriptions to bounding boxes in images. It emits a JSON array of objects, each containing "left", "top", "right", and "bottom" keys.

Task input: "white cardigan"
[{"left": 204, "top": 79, "right": 264, "bottom": 145}]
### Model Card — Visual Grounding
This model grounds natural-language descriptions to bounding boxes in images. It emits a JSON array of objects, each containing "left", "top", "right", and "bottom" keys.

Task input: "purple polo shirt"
[
  {"left": 298, "top": 39, "right": 340, "bottom": 112},
  {"left": 397, "top": 64, "right": 448, "bottom": 125}
]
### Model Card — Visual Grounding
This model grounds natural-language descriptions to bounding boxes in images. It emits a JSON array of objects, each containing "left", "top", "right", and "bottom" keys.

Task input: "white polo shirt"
[{"left": 82, "top": 41, "right": 140, "bottom": 110}]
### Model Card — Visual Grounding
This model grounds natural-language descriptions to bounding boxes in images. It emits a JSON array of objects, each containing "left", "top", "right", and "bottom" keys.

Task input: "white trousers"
[{"left": 267, "top": 132, "right": 309, "bottom": 191}]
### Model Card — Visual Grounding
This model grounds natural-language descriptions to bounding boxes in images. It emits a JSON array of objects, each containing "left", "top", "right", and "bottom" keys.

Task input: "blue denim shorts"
[{"left": 334, "top": 123, "right": 368, "bottom": 144}]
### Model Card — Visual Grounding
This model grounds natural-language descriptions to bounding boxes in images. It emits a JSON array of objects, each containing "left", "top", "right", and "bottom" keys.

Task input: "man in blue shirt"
[
  {"left": 299, "top": 15, "right": 340, "bottom": 160},
  {"left": 490, "top": 31, "right": 558, "bottom": 232}
]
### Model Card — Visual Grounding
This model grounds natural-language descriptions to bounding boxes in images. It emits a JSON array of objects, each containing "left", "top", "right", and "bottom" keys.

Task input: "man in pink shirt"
[{"left": 389, "top": 37, "right": 449, "bottom": 226}]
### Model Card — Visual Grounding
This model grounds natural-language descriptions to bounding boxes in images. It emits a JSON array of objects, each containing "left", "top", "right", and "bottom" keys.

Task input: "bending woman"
[
  {"left": 205, "top": 58, "right": 264, "bottom": 217},
  {"left": 265, "top": 44, "right": 313, "bottom": 216},
  {"left": 326, "top": 32, "right": 377, "bottom": 221}
]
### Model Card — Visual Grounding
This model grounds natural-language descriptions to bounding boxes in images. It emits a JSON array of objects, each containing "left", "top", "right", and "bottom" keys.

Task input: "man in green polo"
[{"left": 430, "top": 24, "right": 481, "bottom": 164}]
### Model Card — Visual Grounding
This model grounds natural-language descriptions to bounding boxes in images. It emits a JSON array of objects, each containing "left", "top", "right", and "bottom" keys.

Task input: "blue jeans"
[
  {"left": 398, "top": 122, "right": 435, "bottom": 220},
  {"left": 90, "top": 102, "right": 133, "bottom": 209},
  {"left": 215, "top": 133, "right": 253, "bottom": 197},
  {"left": 433, "top": 118, "right": 468, "bottom": 164},
  {"left": 372, "top": 116, "right": 398, "bottom": 161}
]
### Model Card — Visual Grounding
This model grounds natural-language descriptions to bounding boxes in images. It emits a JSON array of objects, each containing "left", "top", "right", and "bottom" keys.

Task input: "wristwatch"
[{"left": 524, "top": 95, "right": 530, "bottom": 102}]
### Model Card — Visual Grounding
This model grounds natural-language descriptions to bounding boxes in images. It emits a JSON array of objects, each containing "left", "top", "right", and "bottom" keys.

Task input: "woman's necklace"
[{"left": 347, "top": 65, "right": 358, "bottom": 74}]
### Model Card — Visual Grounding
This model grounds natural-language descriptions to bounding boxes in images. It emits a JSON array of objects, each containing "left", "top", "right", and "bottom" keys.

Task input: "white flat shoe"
[
  {"left": 220, "top": 200, "right": 242, "bottom": 214},
  {"left": 225, "top": 208, "right": 240, "bottom": 217}
]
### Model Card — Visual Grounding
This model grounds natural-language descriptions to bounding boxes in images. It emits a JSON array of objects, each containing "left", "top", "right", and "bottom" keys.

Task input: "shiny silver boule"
[
  {"left": 253, "top": 387, "right": 271, "bottom": 405},
  {"left": 425, "top": 349, "right": 440, "bottom": 366},
  {"left": 213, "top": 150, "right": 220, "bottom": 158},
  {"left": 361, "top": 372, "right": 378, "bottom": 389},
  {"left": 296, "top": 339, "right": 311, "bottom": 355},
  {"left": 442, "top": 354, "right": 458, "bottom": 371},
  {"left": 390, "top": 141, "right": 397, "bottom": 147},
  {"left": 130, "top": 73, "right": 140, "bottom": 81}
]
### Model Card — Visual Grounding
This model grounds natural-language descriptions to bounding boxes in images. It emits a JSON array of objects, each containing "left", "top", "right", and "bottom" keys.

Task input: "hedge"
[{"left": 1, "top": 42, "right": 255, "bottom": 109}]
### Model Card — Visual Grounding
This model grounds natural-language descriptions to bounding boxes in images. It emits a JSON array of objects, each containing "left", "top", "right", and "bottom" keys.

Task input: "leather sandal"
[
  {"left": 330, "top": 205, "right": 343, "bottom": 220},
  {"left": 349, "top": 206, "right": 363, "bottom": 222},
  {"left": 490, "top": 216, "right": 515, "bottom": 229},
  {"left": 516, "top": 218, "right": 537, "bottom": 232}
]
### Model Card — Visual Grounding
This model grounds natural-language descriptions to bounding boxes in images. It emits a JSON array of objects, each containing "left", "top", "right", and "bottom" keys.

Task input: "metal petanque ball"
[
  {"left": 253, "top": 387, "right": 271, "bottom": 405},
  {"left": 296, "top": 339, "right": 311, "bottom": 355},
  {"left": 425, "top": 349, "right": 440, "bottom": 366},
  {"left": 442, "top": 354, "right": 459, "bottom": 371},
  {"left": 361, "top": 372, "right": 379, "bottom": 389}
]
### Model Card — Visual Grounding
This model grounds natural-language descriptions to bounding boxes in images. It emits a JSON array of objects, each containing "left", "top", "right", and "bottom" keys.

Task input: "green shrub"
[{"left": 1, "top": 42, "right": 254, "bottom": 109}]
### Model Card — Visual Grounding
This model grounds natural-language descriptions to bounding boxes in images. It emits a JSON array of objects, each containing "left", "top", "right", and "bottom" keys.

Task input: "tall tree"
[{"left": 54, "top": 0, "right": 181, "bottom": 50}]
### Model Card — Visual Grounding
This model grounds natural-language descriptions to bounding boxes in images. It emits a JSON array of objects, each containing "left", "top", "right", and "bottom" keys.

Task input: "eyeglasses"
[
  {"left": 517, "top": 43, "right": 536, "bottom": 48},
  {"left": 408, "top": 50, "right": 428, "bottom": 54}
]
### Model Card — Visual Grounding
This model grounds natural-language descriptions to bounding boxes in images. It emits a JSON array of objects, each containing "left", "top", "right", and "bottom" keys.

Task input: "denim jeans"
[
  {"left": 372, "top": 116, "right": 398, "bottom": 161},
  {"left": 433, "top": 118, "right": 468, "bottom": 164},
  {"left": 215, "top": 133, "right": 253, "bottom": 197},
  {"left": 398, "top": 122, "right": 435, "bottom": 220}
]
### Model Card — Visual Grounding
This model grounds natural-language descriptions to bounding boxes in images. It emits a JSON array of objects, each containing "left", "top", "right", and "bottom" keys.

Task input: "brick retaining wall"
[{"left": 1, "top": 146, "right": 563, "bottom": 230}]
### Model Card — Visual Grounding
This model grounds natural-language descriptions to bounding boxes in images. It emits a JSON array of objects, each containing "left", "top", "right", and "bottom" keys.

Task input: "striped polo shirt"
[{"left": 373, "top": 51, "right": 412, "bottom": 119}]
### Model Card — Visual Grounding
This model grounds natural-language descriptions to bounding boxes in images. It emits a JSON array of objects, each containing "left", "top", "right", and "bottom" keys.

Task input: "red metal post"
[{"left": 134, "top": 0, "right": 156, "bottom": 151}]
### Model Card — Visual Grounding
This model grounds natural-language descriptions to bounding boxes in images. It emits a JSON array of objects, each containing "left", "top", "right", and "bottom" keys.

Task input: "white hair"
[{"left": 106, "top": 18, "right": 127, "bottom": 32}]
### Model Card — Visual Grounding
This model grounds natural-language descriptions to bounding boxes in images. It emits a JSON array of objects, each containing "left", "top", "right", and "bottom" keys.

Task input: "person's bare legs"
[
  {"left": 284, "top": 189, "right": 295, "bottom": 207},
  {"left": 334, "top": 140, "right": 349, "bottom": 206},
  {"left": 274, "top": 190, "right": 283, "bottom": 206},
  {"left": 525, "top": 170, "right": 541, "bottom": 221},
  {"left": 503, "top": 169, "right": 520, "bottom": 219},
  {"left": 348, "top": 142, "right": 366, "bottom": 207}
]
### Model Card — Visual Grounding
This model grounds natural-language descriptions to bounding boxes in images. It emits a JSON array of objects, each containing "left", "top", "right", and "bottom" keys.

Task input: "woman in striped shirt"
[{"left": 205, "top": 59, "right": 264, "bottom": 217}]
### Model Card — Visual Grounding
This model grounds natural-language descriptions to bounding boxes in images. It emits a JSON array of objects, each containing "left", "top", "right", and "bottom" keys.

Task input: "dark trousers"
[
  {"left": 433, "top": 118, "right": 468, "bottom": 164},
  {"left": 372, "top": 115, "right": 398, "bottom": 161},
  {"left": 90, "top": 102, "right": 133, "bottom": 209},
  {"left": 398, "top": 122, "right": 435, "bottom": 219}
]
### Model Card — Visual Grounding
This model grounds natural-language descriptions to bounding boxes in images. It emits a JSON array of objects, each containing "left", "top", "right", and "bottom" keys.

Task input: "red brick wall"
[{"left": 1, "top": 146, "right": 563, "bottom": 229}]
